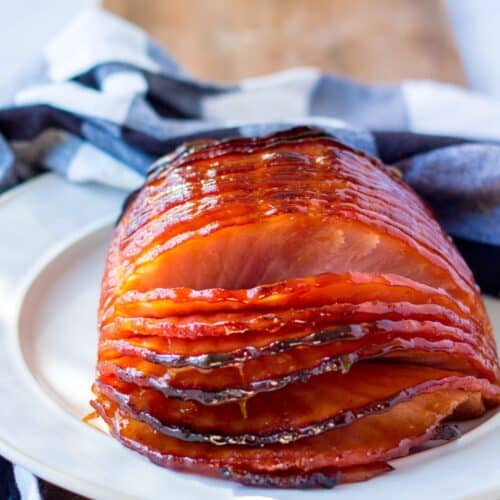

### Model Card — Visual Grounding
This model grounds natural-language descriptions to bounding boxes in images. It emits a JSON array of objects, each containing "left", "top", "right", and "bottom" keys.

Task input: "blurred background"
[{"left": 1, "top": 0, "right": 499, "bottom": 96}]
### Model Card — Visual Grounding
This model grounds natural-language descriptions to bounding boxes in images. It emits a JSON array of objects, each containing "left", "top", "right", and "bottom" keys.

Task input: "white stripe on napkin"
[
  {"left": 44, "top": 9, "right": 161, "bottom": 82},
  {"left": 403, "top": 80, "right": 500, "bottom": 140},
  {"left": 14, "top": 82, "right": 135, "bottom": 124},
  {"left": 14, "top": 465, "right": 42, "bottom": 500},
  {"left": 68, "top": 142, "right": 144, "bottom": 190},
  {"left": 201, "top": 68, "right": 321, "bottom": 121}
]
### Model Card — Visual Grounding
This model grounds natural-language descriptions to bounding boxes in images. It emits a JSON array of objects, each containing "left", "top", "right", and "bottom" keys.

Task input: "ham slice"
[
  {"left": 94, "top": 363, "right": 499, "bottom": 445},
  {"left": 93, "top": 127, "right": 500, "bottom": 488},
  {"left": 99, "top": 312, "right": 486, "bottom": 367},
  {"left": 92, "top": 387, "right": 491, "bottom": 486},
  {"left": 108, "top": 272, "right": 474, "bottom": 321}
]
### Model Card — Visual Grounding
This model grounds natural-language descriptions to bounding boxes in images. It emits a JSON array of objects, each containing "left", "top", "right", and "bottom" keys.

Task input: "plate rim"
[{"left": 0, "top": 174, "right": 138, "bottom": 499}]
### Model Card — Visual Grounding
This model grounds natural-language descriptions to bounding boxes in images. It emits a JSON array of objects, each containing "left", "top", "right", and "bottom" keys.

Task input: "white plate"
[{"left": 0, "top": 173, "right": 499, "bottom": 500}]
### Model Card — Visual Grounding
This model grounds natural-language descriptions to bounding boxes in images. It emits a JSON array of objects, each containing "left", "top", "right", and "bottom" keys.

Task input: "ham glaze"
[{"left": 93, "top": 128, "right": 500, "bottom": 488}]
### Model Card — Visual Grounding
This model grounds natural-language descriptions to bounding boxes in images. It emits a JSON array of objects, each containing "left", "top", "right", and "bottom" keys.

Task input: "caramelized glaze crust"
[{"left": 94, "top": 128, "right": 500, "bottom": 488}]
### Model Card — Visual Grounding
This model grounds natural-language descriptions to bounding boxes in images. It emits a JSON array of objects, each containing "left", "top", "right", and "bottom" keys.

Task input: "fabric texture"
[{"left": 1, "top": 6, "right": 500, "bottom": 499}]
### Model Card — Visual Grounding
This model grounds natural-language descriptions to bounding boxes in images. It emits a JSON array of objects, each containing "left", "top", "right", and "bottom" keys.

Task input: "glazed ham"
[{"left": 93, "top": 128, "right": 500, "bottom": 488}]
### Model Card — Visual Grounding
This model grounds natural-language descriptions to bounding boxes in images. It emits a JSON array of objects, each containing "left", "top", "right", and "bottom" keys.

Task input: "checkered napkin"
[{"left": 1, "top": 6, "right": 500, "bottom": 499}]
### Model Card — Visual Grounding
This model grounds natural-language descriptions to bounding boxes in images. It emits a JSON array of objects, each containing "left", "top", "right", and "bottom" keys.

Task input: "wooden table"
[{"left": 104, "top": 0, "right": 465, "bottom": 85}]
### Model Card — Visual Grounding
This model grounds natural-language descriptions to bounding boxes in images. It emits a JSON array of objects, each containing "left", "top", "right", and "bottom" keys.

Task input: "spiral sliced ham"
[{"left": 93, "top": 127, "right": 500, "bottom": 488}]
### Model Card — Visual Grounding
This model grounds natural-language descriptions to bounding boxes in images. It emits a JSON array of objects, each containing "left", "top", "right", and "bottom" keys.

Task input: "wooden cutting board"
[{"left": 104, "top": 0, "right": 465, "bottom": 85}]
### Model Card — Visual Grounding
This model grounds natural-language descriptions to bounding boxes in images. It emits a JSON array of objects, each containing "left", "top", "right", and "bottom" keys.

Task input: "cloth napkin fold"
[{"left": 1, "top": 6, "right": 500, "bottom": 499}]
